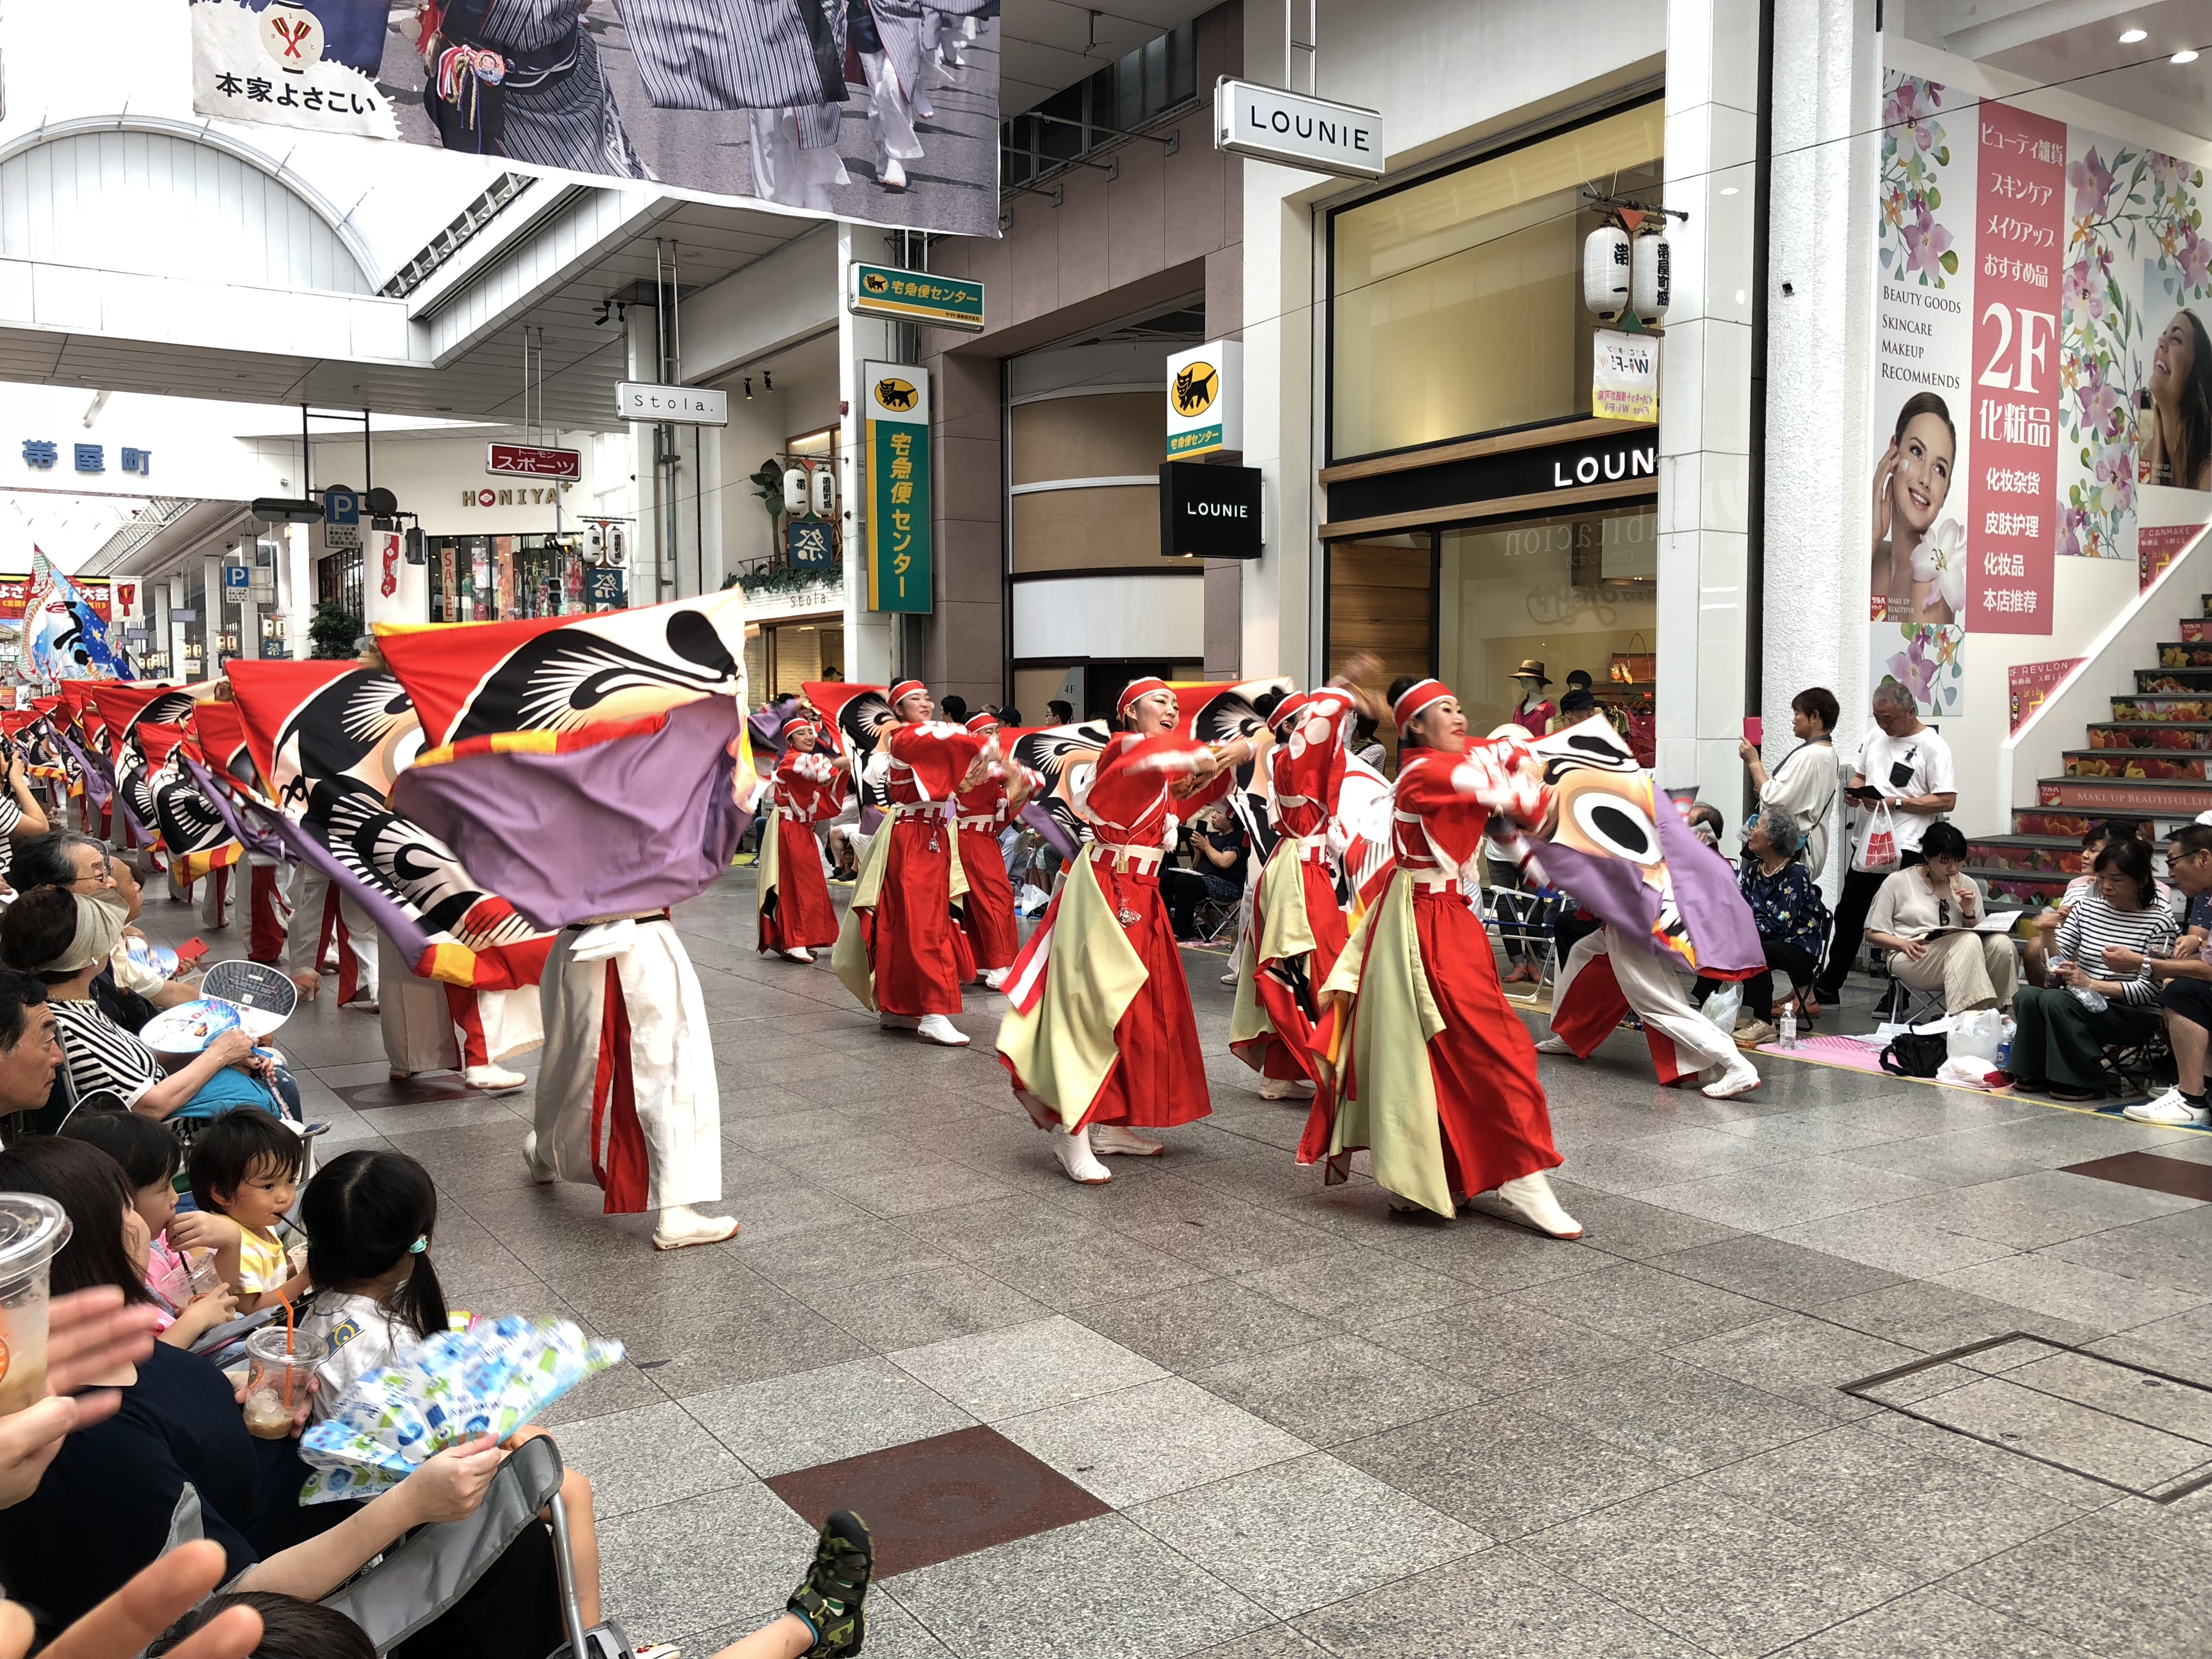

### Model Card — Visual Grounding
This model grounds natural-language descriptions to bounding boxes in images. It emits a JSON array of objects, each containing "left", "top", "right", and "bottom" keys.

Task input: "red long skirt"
[
  {"left": 758, "top": 817, "right": 841, "bottom": 953},
  {"left": 1308, "top": 885, "right": 1559, "bottom": 1193},
  {"left": 957, "top": 824, "right": 1019, "bottom": 972},
  {"left": 1248, "top": 859, "right": 1348, "bottom": 1082},
  {"left": 1074, "top": 862, "right": 1212, "bottom": 1131},
  {"left": 874, "top": 815, "right": 974, "bottom": 1016}
]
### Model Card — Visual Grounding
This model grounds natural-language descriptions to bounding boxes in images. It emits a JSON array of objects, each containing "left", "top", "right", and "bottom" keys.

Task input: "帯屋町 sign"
[
  {"left": 1160, "top": 462, "right": 1263, "bottom": 560},
  {"left": 616, "top": 383, "right": 729, "bottom": 426},
  {"left": 1214, "top": 81, "right": 1383, "bottom": 179},
  {"left": 487, "top": 443, "right": 583, "bottom": 481}
]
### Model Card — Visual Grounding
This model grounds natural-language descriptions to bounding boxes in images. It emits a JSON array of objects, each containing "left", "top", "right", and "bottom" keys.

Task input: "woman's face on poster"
[
  {"left": 2153, "top": 315, "right": 2197, "bottom": 400},
  {"left": 1891, "top": 411, "right": 1954, "bottom": 536}
]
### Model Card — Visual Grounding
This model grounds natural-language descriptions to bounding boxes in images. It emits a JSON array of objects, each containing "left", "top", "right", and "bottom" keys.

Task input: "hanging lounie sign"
[
  {"left": 1214, "top": 82, "right": 1384, "bottom": 179},
  {"left": 864, "top": 363, "right": 932, "bottom": 613}
]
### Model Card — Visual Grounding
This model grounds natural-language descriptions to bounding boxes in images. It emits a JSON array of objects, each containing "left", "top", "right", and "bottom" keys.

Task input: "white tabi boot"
[
  {"left": 782, "top": 947, "right": 815, "bottom": 963},
  {"left": 653, "top": 1205, "right": 740, "bottom": 1251},
  {"left": 1486, "top": 1171, "right": 1584, "bottom": 1239},
  {"left": 1049, "top": 1126, "right": 1112, "bottom": 1184},
  {"left": 916, "top": 1013, "right": 971, "bottom": 1046},
  {"left": 1090, "top": 1123, "right": 1164, "bottom": 1156},
  {"left": 1533, "top": 1034, "right": 1577, "bottom": 1056},
  {"left": 980, "top": 967, "right": 1010, "bottom": 990},
  {"left": 465, "top": 1064, "right": 528, "bottom": 1093},
  {"left": 1702, "top": 1053, "right": 1762, "bottom": 1099},
  {"left": 522, "top": 1131, "right": 555, "bottom": 1186}
]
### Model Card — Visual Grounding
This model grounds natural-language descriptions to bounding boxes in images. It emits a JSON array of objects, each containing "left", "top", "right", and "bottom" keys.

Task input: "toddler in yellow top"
[{"left": 186, "top": 1107, "right": 310, "bottom": 1315}]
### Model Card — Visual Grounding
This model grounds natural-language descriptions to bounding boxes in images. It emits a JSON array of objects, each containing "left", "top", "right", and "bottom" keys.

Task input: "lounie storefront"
[{"left": 1317, "top": 97, "right": 1664, "bottom": 761}]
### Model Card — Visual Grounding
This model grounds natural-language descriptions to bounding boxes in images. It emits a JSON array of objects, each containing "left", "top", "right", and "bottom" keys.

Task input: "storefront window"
[
  {"left": 426, "top": 533, "right": 585, "bottom": 622},
  {"left": 317, "top": 550, "right": 363, "bottom": 621},
  {"left": 1324, "top": 503, "right": 1658, "bottom": 764},
  {"left": 1329, "top": 100, "right": 1663, "bottom": 462}
]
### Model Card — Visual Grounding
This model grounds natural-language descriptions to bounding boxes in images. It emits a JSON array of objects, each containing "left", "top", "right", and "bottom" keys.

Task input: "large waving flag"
[
  {"left": 227, "top": 659, "right": 550, "bottom": 991},
  {"left": 377, "top": 589, "right": 755, "bottom": 931},
  {"left": 136, "top": 721, "right": 242, "bottom": 885},
  {"left": 22, "top": 552, "right": 131, "bottom": 680}
]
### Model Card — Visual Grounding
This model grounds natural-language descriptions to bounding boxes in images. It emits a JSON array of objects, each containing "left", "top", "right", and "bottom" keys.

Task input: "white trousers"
[
  {"left": 1552, "top": 926, "right": 1740, "bottom": 1075},
  {"left": 378, "top": 930, "right": 460, "bottom": 1077},
  {"left": 532, "top": 919, "right": 721, "bottom": 1212},
  {"left": 285, "top": 868, "right": 379, "bottom": 1004}
]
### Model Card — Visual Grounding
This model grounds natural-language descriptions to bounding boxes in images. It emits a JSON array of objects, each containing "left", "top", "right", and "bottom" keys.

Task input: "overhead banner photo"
[
  {"left": 1872, "top": 69, "right": 2212, "bottom": 717},
  {"left": 184, "top": 0, "right": 1003, "bottom": 238}
]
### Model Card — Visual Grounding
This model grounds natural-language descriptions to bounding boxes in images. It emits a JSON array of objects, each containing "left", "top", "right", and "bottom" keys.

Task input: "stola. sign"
[
  {"left": 616, "top": 383, "right": 729, "bottom": 426},
  {"left": 487, "top": 443, "right": 583, "bottom": 481},
  {"left": 1214, "top": 80, "right": 1384, "bottom": 179}
]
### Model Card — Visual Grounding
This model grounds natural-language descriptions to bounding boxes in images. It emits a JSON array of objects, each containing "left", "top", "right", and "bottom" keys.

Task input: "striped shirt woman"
[{"left": 2011, "top": 840, "right": 2176, "bottom": 1099}]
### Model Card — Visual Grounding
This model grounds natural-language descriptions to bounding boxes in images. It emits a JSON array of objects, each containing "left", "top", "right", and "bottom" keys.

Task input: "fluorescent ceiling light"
[
  {"left": 2175, "top": 48, "right": 2201, "bottom": 61},
  {"left": 2121, "top": 27, "right": 2147, "bottom": 43}
]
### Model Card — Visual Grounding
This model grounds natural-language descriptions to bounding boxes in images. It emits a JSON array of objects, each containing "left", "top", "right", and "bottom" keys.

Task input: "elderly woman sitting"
[
  {"left": 1694, "top": 810, "right": 1828, "bottom": 1042},
  {"left": 1863, "top": 821, "right": 2017, "bottom": 1016}
]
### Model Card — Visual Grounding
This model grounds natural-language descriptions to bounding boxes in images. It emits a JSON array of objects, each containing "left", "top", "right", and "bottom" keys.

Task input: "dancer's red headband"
[
  {"left": 888, "top": 679, "right": 927, "bottom": 712},
  {"left": 1393, "top": 679, "right": 1452, "bottom": 732},
  {"left": 1118, "top": 676, "right": 1171, "bottom": 716}
]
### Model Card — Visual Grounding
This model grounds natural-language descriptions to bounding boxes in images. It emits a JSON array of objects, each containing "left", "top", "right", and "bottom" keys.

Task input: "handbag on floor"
[{"left": 1879, "top": 1030, "right": 1949, "bottom": 1077}]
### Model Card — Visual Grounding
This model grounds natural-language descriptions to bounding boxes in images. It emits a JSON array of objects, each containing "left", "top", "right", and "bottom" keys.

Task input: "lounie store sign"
[
  {"left": 1215, "top": 81, "right": 1384, "bottom": 179},
  {"left": 1324, "top": 430, "right": 1657, "bottom": 529}
]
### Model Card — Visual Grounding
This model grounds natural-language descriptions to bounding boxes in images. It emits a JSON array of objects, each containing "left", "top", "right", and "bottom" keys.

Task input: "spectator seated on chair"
[
  {"left": 1862, "top": 822, "right": 2017, "bottom": 1017},
  {"left": 2010, "top": 836, "right": 2177, "bottom": 1101},
  {"left": 2023, "top": 820, "right": 2176, "bottom": 986},
  {"left": 1163, "top": 803, "right": 1247, "bottom": 940},
  {"left": 1692, "top": 812, "right": 1827, "bottom": 1043},
  {"left": 2123, "top": 820, "right": 2212, "bottom": 1126}
]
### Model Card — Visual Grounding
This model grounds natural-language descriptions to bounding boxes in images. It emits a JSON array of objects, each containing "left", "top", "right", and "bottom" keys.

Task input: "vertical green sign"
[{"left": 863, "top": 361, "right": 932, "bottom": 613}]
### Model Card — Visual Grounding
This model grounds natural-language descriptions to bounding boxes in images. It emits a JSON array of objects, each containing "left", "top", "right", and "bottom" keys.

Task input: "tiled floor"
[{"left": 139, "top": 871, "right": 2212, "bottom": 1658}]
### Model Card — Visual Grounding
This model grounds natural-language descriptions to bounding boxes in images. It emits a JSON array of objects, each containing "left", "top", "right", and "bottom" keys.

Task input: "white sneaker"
[
  {"left": 879, "top": 1012, "right": 920, "bottom": 1030},
  {"left": 781, "top": 947, "right": 814, "bottom": 963},
  {"left": 1488, "top": 1171, "right": 1584, "bottom": 1239},
  {"left": 522, "top": 1131, "right": 555, "bottom": 1186},
  {"left": 980, "top": 967, "right": 1009, "bottom": 991},
  {"left": 465, "top": 1064, "right": 528, "bottom": 1093},
  {"left": 1091, "top": 1123, "right": 1164, "bottom": 1156},
  {"left": 1534, "top": 1035, "right": 1577, "bottom": 1056},
  {"left": 916, "top": 1013, "right": 971, "bottom": 1047},
  {"left": 1049, "top": 1126, "right": 1112, "bottom": 1184},
  {"left": 652, "top": 1204, "right": 740, "bottom": 1251},
  {"left": 2124, "top": 1087, "right": 2211, "bottom": 1126},
  {"left": 1702, "top": 1054, "right": 1763, "bottom": 1099}
]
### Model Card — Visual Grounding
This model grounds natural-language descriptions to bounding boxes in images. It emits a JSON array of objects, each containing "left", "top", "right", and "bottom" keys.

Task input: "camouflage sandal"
[{"left": 788, "top": 1510, "right": 874, "bottom": 1657}]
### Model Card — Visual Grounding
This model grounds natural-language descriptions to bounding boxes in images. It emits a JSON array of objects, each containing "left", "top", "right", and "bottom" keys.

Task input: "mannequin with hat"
[
  {"left": 1305, "top": 676, "right": 1581, "bottom": 1237},
  {"left": 832, "top": 680, "right": 1023, "bottom": 1046},
  {"left": 756, "top": 718, "right": 848, "bottom": 963},
  {"left": 997, "top": 676, "right": 1270, "bottom": 1183},
  {"left": 1509, "top": 661, "right": 1556, "bottom": 740},
  {"left": 952, "top": 709, "right": 1022, "bottom": 989}
]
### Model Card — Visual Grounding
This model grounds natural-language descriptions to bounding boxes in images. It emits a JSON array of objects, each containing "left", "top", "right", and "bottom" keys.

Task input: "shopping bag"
[
  {"left": 1700, "top": 980, "right": 1742, "bottom": 1035},
  {"left": 1853, "top": 802, "right": 1900, "bottom": 873},
  {"left": 1947, "top": 1008, "right": 2008, "bottom": 1064}
]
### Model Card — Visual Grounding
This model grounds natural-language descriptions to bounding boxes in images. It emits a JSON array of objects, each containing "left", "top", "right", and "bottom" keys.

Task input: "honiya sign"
[
  {"left": 487, "top": 443, "right": 582, "bottom": 481},
  {"left": 1214, "top": 80, "right": 1383, "bottom": 179}
]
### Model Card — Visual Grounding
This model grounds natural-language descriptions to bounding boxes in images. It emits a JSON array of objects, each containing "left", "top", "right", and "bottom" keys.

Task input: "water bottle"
[{"left": 1778, "top": 1000, "right": 1798, "bottom": 1050}]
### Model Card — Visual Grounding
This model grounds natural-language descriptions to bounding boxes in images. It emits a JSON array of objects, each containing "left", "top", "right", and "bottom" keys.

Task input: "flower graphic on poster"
[
  {"left": 1908, "top": 519, "right": 1967, "bottom": 618},
  {"left": 2059, "top": 141, "right": 2209, "bottom": 557},
  {"left": 1880, "top": 76, "right": 1960, "bottom": 286},
  {"left": 1878, "top": 623, "right": 1964, "bottom": 718}
]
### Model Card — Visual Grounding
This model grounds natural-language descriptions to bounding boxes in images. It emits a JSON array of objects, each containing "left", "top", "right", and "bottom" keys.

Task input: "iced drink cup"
[
  {"left": 242, "top": 1327, "right": 323, "bottom": 1440},
  {"left": 0, "top": 1194, "right": 71, "bottom": 1417}
]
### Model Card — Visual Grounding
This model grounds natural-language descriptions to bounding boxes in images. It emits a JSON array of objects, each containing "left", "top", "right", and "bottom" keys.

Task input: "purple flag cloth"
[
  {"left": 391, "top": 697, "right": 752, "bottom": 932},
  {"left": 176, "top": 754, "right": 290, "bottom": 862},
  {"left": 225, "top": 788, "right": 449, "bottom": 970},
  {"left": 52, "top": 727, "right": 110, "bottom": 809},
  {"left": 1651, "top": 801, "right": 1766, "bottom": 974},
  {"left": 1018, "top": 799, "right": 1077, "bottom": 861}
]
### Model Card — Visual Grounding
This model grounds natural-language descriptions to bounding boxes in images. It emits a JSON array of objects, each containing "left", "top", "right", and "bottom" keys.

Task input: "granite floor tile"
[
  {"left": 1291, "top": 1547, "right": 1708, "bottom": 1659},
  {"left": 1503, "top": 1258, "right": 1781, "bottom": 1348},
  {"left": 1948, "top": 1501, "right": 2212, "bottom": 1657},
  {"left": 888, "top": 1316, "right": 1169, "bottom": 1421},
  {"left": 1927, "top": 1251, "right": 2210, "bottom": 1333},
  {"left": 596, "top": 1479, "right": 820, "bottom": 1643},
  {"left": 1972, "top": 1346, "right": 2212, "bottom": 1449},
  {"left": 683, "top": 1356, "right": 978, "bottom": 1478},
  {"left": 889, "top": 1512, "right": 1274, "bottom": 1659},
  {"left": 1816, "top": 1279, "right": 2103, "bottom": 1353},
  {"left": 1770, "top": 1585, "right": 2106, "bottom": 1658},
  {"left": 806, "top": 1158, "right": 1018, "bottom": 1218},
  {"left": 1333, "top": 1400, "right": 1677, "bottom": 1539},
  {"left": 1765, "top": 1205, "right": 2021, "bottom": 1278},
  {"left": 1668, "top": 1312, "right": 1926, "bottom": 1419},
  {"left": 538, "top": 1398, "right": 752, "bottom": 1519},
  {"left": 1188, "top": 1335, "right": 1480, "bottom": 1447},
  {"left": 1695, "top": 1420, "right": 2090, "bottom": 1574},
  {"left": 1230, "top": 1246, "right": 1479, "bottom": 1332},
  {"left": 1884, "top": 1169, "right": 2205, "bottom": 1251},
  {"left": 1074, "top": 1276, "right": 1339, "bottom": 1372},
  {"left": 1183, "top": 1627, "right": 1328, "bottom": 1659},
  {"left": 1634, "top": 1155, "right": 1946, "bottom": 1232},
  {"left": 996, "top": 1375, "right": 1310, "bottom": 1507},
  {"left": 1517, "top": 1483, "right": 1921, "bottom": 1659},
  {"left": 1651, "top": 1233, "right": 1907, "bottom": 1308},
  {"left": 1902, "top": 1372, "right": 2212, "bottom": 1493},
  {"left": 1362, "top": 1211, "right": 1611, "bottom": 1295},
  {"left": 1364, "top": 1302, "right": 1646, "bottom": 1400},
  {"left": 793, "top": 1259, "right": 1051, "bottom": 1351},
  {"left": 1527, "top": 1353, "right": 1839, "bottom": 1475},
  {"left": 1544, "top": 1185, "right": 1747, "bottom": 1261},
  {"left": 1128, "top": 1452, "right": 1486, "bottom": 1617}
]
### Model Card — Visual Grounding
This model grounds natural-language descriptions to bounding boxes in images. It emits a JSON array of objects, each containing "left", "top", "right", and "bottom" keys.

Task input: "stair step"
[
  {"left": 2111, "top": 696, "right": 2212, "bottom": 722},
  {"left": 2064, "top": 750, "right": 2212, "bottom": 780},
  {"left": 2136, "top": 668, "right": 2212, "bottom": 692},
  {"left": 1966, "top": 834, "right": 2090, "bottom": 877},
  {"left": 2181, "top": 620, "right": 2212, "bottom": 642},
  {"left": 2086, "top": 723, "right": 2212, "bottom": 751},
  {"left": 2038, "top": 775, "right": 2212, "bottom": 814},
  {"left": 1973, "top": 868, "right": 2072, "bottom": 907},
  {"left": 2158, "top": 642, "right": 2212, "bottom": 668},
  {"left": 2013, "top": 808, "right": 2193, "bottom": 836}
]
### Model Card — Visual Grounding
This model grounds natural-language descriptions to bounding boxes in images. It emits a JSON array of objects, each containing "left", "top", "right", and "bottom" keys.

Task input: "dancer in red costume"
[
  {"left": 1230, "top": 660, "right": 1385, "bottom": 1104},
  {"left": 756, "top": 718, "right": 848, "bottom": 963},
  {"left": 1309, "top": 678, "right": 1581, "bottom": 1235},
  {"left": 834, "top": 680, "right": 1031, "bottom": 1047},
  {"left": 997, "top": 677, "right": 1271, "bottom": 1183},
  {"left": 953, "top": 709, "right": 1020, "bottom": 991}
]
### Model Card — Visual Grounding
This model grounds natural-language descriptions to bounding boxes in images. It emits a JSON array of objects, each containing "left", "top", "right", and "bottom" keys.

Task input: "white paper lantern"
[
  {"left": 782, "top": 465, "right": 809, "bottom": 516},
  {"left": 583, "top": 523, "right": 606, "bottom": 566},
  {"left": 810, "top": 464, "right": 837, "bottom": 518},
  {"left": 1632, "top": 228, "right": 1671, "bottom": 326},
  {"left": 606, "top": 526, "right": 629, "bottom": 568},
  {"left": 1583, "top": 225, "right": 1630, "bottom": 321}
]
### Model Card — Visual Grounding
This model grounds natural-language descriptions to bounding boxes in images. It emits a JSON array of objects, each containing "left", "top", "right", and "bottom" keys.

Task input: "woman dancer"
[
  {"left": 953, "top": 710, "right": 1020, "bottom": 991},
  {"left": 1309, "top": 679, "right": 1581, "bottom": 1236},
  {"left": 998, "top": 677, "right": 1268, "bottom": 1183},
  {"left": 758, "top": 719, "right": 847, "bottom": 964}
]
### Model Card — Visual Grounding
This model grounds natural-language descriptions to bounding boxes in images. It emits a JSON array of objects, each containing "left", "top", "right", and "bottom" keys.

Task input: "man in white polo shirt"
[{"left": 1815, "top": 681, "right": 1959, "bottom": 1010}]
